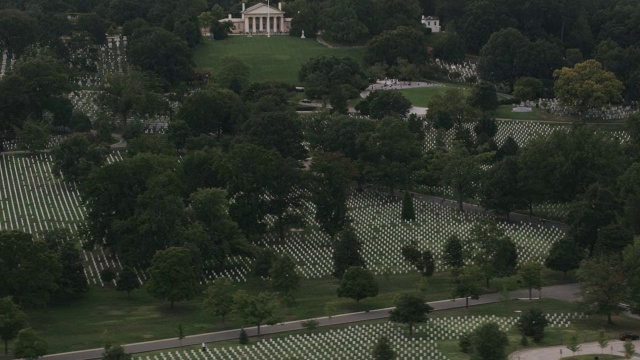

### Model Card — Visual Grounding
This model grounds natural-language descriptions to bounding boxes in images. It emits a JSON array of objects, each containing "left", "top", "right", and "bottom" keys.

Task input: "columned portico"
[{"left": 219, "top": 2, "right": 293, "bottom": 35}]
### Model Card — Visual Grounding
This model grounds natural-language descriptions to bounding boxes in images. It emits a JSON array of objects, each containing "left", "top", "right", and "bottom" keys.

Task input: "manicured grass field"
[
  {"left": 130, "top": 298, "right": 638, "bottom": 360},
  {"left": 22, "top": 272, "right": 438, "bottom": 353},
  {"left": 193, "top": 36, "right": 364, "bottom": 84},
  {"left": 494, "top": 105, "right": 545, "bottom": 121},
  {"left": 398, "top": 84, "right": 471, "bottom": 107},
  {"left": 21, "top": 267, "right": 576, "bottom": 354}
]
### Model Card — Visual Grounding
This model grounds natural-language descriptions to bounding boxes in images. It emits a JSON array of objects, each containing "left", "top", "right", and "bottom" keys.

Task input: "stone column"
[
  {"left": 266, "top": 16, "right": 270, "bottom": 34},
  {"left": 244, "top": 17, "right": 249, "bottom": 33},
  {"left": 280, "top": 16, "right": 284, "bottom": 33},
  {"left": 259, "top": 17, "right": 263, "bottom": 32}
]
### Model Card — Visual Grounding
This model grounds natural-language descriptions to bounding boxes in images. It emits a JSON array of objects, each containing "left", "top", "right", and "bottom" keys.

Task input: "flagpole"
[{"left": 267, "top": 0, "right": 271, "bottom": 37}]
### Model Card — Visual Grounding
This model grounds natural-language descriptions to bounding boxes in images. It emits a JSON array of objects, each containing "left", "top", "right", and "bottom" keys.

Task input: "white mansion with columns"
[{"left": 220, "top": 2, "right": 292, "bottom": 34}]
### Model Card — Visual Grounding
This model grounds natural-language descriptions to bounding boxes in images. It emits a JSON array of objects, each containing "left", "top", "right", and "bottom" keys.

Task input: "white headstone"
[{"left": 301, "top": 30, "right": 305, "bottom": 39}]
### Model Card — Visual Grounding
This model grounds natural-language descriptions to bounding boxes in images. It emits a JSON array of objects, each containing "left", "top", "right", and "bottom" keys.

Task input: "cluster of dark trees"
[
  {"left": 0, "top": 228, "right": 86, "bottom": 357},
  {"left": 0, "top": 1, "right": 200, "bottom": 144}
]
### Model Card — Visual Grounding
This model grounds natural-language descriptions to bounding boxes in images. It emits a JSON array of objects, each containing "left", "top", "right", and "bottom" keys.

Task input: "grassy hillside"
[{"left": 193, "top": 35, "right": 364, "bottom": 84}]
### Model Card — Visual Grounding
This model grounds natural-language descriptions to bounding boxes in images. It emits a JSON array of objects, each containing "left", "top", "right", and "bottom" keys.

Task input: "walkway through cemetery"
[{"left": 42, "top": 283, "right": 580, "bottom": 360}]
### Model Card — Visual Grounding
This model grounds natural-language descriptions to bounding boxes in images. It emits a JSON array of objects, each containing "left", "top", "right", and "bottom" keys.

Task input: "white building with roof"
[
  {"left": 421, "top": 16, "right": 441, "bottom": 33},
  {"left": 220, "top": 2, "right": 292, "bottom": 34}
]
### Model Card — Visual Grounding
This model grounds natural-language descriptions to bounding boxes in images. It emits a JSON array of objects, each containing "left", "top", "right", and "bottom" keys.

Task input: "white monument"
[{"left": 301, "top": 30, "right": 305, "bottom": 39}]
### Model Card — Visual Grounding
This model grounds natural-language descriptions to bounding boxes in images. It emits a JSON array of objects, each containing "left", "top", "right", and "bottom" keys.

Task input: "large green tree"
[
  {"left": 336, "top": 266, "right": 379, "bottom": 303},
  {"left": 127, "top": 26, "right": 193, "bottom": 86},
  {"left": 225, "top": 144, "right": 280, "bottom": 242},
  {"left": 480, "top": 157, "right": 526, "bottom": 219},
  {"left": 184, "top": 188, "right": 249, "bottom": 268},
  {"left": 0, "top": 231, "right": 61, "bottom": 307},
  {"left": 54, "top": 241, "right": 89, "bottom": 300},
  {"left": 332, "top": 226, "right": 366, "bottom": 278},
  {"left": 322, "top": 0, "right": 369, "bottom": 45},
  {"left": 0, "top": 297, "right": 26, "bottom": 355},
  {"left": 518, "top": 262, "right": 543, "bottom": 300},
  {"left": 116, "top": 266, "right": 140, "bottom": 299},
  {"left": 269, "top": 254, "right": 300, "bottom": 295},
  {"left": 567, "top": 183, "right": 620, "bottom": 256},
  {"left": 468, "top": 220, "right": 517, "bottom": 287},
  {"left": 51, "top": 134, "right": 108, "bottom": 184},
  {"left": 553, "top": 60, "right": 624, "bottom": 117},
  {"left": 232, "top": 291, "right": 280, "bottom": 336},
  {"left": 308, "top": 152, "right": 356, "bottom": 239},
  {"left": 96, "top": 69, "right": 168, "bottom": 127},
  {"left": 389, "top": 293, "right": 433, "bottom": 337},
  {"left": 441, "top": 143, "right": 490, "bottom": 211},
  {"left": 443, "top": 235, "right": 465, "bottom": 269},
  {"left": 469, "top": 322, "right": 509, "bottom": 360},
  {"left": 146, "top": 247, "right": 199, "bottom": 308},
  {"left": 451, "top": 265, "right": 483, "bottom": 308},
  {"left": 364, "top": 26, "right": 427, "bottom": 66},
  {"left": 618, "top": 162, "right": 640, "bottom": 234},
  {"left": 82, "top": 154, "right": 183, "bottom": 263},
  {"left": 544, "top": 237, "right": 585, "bottom": 276},
  {"left": 578, "top": 254, "right": 627, "bottom": 324},
  {"left": 360, "top": 116, "right": 422, "bottom": 192},
  {"left": 355, "top": 90, "right": 412, "bottom": 119},
  {"left": 516, "top": 308, "right": 549, "bottom": 343},
  {"left": 202, "top": 279, "right": 234, "bottom": 325},
  {"left": 0, "top": 9, "right": 37, "bottom": 55},
  {"left": 12, "top": 328, "right": 47, "bottom": 360},
  {"left": 0, "top": 52, "right": 70, "bottom": 138},
  {"left": 477, "top": 28, "right": 528, "bottom": 87},
  {"left": 177, "top": 87, "right": 244, "bottom": 137},
  {"left": 240, "top": 109, "right": 307, "bottom": 161},
  {"left": 299, "top": 56, "right": 368, "bottom": 102}
]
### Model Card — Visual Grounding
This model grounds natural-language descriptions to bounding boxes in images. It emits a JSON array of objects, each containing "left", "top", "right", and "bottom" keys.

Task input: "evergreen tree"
[
  {"left": 372, "top": 336, "right": 396, "bottom": 360},
  {"left": 332, "top": 226, "right": 365, "bottom": 278},
  {"left": 401, "top": 192, "right": 415, "bottom": 221},
  {"left": 516, "top": 308, "right": 549, "bottom": 343},
  {"left": 443, "top": 235, "right": 464, "bottom": 268},
  {"left": 116, "top": 267, "right": 140, "bottom": 298}
]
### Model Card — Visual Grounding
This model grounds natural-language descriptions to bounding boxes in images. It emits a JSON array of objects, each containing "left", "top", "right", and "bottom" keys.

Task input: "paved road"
[
  {"left": 41, "top": 283, "right": 580, "bottom": 360},
  {"left": 509, "top": 340, "right": 640, "bottom": 359}
]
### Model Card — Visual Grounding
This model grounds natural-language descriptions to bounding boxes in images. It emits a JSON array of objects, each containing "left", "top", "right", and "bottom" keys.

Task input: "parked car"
[{"left": 619, "top": 333, "right": 640, "bottom": 341}]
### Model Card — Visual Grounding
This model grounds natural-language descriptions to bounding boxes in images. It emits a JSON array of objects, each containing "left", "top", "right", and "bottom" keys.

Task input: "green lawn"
[
  {"left": 494, "top": 105, "right": 545, "bottom": 121},
  {"left": 132, "top": 298, "right": 631, "bottom": 360},
  {"left": 21, "top": 272, "right": 438, "bottom": 353},
  {"left": 18, "top": 267, "right": 577, "bottom": 355},
  {"left": 193, "top": 35, "right": 364, "bottom": 84},
  {"left": 398, "top": 84, "right": 471, "bottom": 107}
]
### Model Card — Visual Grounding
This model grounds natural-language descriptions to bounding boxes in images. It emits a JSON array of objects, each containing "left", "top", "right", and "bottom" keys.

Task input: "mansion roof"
[{"left": 243, "top": 3, "right": 284, "bottom": 15}]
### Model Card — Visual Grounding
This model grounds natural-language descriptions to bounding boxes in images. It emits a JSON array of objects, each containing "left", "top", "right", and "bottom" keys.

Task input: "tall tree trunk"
[{"left": 257, "top": 323, "right": 261, "bottom": 336}]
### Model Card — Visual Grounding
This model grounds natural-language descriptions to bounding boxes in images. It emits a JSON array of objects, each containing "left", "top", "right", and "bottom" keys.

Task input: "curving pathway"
[
  {"left": 509, "top": 340, "right": 640, "bottom": 359},
  {"left": 41, "top": 284, "right": 580, "bottom": 360}
]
